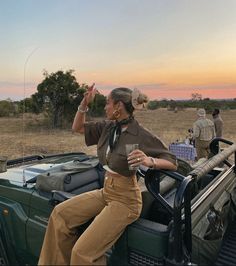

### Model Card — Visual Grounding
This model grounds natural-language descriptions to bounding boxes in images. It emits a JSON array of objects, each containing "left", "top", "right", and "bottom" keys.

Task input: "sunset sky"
[{"left": 0, "top": 0, "right": 236, "bottom": 100}]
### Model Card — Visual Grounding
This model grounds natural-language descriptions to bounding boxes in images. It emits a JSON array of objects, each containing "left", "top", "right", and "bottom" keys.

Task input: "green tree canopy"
[
  {"left": 18, "top": 97, "right": 41, "bottom": 114},
  {"left": 33, "top": 70, "right": 83, "bottom": 128},
  {"left": 89, "top": 93, "right": 106, "bottom": 117},
  {"left": 31, "top": 70, "right": 107, "bottom": 127},
  {"left": 0, "top": 99, "right": 16, "bottom": 117}
]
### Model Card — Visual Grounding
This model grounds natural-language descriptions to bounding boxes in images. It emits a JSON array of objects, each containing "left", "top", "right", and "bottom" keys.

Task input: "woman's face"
[{"left": 105, "top": 94, "right": 117, "bottom": 120}]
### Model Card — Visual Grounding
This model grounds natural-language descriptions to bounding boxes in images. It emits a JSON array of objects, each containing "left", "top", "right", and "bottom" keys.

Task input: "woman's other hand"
[
  {"left": 127, "top": 149, "right": 177, "bottom": 171},
  {"left": 127, "top": 149, "right": 152, "bottom": 168}
]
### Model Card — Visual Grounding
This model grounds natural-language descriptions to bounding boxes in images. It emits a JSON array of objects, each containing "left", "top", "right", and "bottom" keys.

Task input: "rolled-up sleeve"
[
  {"left": 141, "top": 133, "right": 177, "bottom": 166},
  {"left": 84, "top": 121, "right": 107, "bottom": 146}
]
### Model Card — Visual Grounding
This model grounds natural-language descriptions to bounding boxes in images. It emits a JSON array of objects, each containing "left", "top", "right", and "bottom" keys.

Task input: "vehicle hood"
[{"left": 0, "top": 162, "right": 64, "bottom": 185}]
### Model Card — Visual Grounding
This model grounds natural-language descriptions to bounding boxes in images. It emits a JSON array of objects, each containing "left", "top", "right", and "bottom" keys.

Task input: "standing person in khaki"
[
  {"left": 212, "top": 108, "right": 224, "bottom": 138},
  {"left": 193, "top": 108, "right": 216, "bottom": 159},
  {"left": 38, "top": 85, "right": 177, "bottom": 266}
]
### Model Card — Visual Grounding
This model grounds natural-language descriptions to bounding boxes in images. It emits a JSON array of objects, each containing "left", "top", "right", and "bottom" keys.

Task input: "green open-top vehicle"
[{"left": 0, "top": 138, "right": 236, "bottom": 266}]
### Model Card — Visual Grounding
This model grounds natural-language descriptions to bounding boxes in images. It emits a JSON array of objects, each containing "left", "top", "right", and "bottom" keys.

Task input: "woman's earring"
[{"left": 113, "top": 109, "right": 121, "bottom": 120}]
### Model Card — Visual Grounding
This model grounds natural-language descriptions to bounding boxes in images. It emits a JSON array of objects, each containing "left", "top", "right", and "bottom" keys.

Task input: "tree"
[
  {"left": 191, "top": 93, "right": 202, "bottom": 101},
  {"left": 18, "top": 97, "right": 41, "bottom": 114},
  {"left": 0, "top": 99, "right": 16, "bottom": 117},
  {"left": 89, "top": 93, "right": 106, "bottom": 117},
  {"left": 33, "top": 70, "right": 82, "bottom": 128},
  {"left": 147, "top": 100, "right": 159, "bottom": 110}
]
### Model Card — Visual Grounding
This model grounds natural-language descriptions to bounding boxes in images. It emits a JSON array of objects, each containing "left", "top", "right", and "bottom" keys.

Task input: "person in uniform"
[
  {"left": 38, "top": 85, "right": 177, "bottom": 265},
  {"left": 212, "top": 108, "right": 223, "bottom": 138},
  {"left": 193, "top": 108, "right": 216, "bottom": 159}
]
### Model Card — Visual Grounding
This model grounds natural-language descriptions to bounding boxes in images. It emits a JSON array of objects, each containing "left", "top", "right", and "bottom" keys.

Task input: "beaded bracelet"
[{"left": 77, "top": 105, "right": 89, "bottom": 113}]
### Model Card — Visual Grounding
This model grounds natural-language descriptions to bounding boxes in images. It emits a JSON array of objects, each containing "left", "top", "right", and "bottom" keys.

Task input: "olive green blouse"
[{"left": 84, "top": 119, "right": 177, "bottom": 177}]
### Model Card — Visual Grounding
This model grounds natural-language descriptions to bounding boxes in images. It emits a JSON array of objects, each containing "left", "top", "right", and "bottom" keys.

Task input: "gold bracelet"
[
  {"left": 77, "top": 105, "right": 89, "bottom": 113},
  {"left": 149, "top": 157, "right": 156, "bottom": 169}
]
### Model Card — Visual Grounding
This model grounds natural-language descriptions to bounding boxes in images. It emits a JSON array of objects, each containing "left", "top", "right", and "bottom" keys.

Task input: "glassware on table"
[{"left": 185, "top": 138, "right": 190, "bottom": 145}]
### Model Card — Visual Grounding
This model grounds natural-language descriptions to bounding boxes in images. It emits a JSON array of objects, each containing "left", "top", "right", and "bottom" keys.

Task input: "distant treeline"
[
  {"left": 0, "top": 70, "right": 235, "bottom": 128},
  {"left": 1, "top": 96, "right": 235, "bottom": 122},
  {"left": 148, "top": 98, "right": 236, "bottom": 112}
]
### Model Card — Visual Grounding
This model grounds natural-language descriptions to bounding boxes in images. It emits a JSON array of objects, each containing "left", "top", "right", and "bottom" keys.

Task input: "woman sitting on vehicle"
[{"left": 38, "top": 85, "right": 177, "bottom": 265}]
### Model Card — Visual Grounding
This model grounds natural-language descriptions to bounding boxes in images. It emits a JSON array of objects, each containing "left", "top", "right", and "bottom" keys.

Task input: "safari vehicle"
[{"left": 0, "top": 138, "right": 236, "bottom": 266}]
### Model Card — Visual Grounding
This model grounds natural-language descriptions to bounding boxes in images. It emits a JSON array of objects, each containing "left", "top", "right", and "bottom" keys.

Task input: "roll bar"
[
  {"left": 145, "top": 169, "right": 193, "bottom": 265},
  {"left": 144, "top": 138, "right": 236, "bottom": 265},
  {"left": 190, "top": 138, "right": 236, "bottom": 182}
]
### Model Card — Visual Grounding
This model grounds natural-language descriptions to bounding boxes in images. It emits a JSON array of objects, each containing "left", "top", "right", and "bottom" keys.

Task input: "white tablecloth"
[{"left": 169, "top": 143, "right": 196, "bottom": 161}]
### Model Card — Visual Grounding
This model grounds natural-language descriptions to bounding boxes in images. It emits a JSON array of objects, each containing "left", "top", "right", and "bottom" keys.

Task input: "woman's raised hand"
[{"left": 83, "top": 83, "right": 98, "bottom": 105}]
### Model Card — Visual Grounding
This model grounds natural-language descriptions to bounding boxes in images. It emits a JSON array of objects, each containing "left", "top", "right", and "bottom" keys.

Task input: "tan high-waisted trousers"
[{"left": 38, "top": 172, "right": 142, "bottom": 265}]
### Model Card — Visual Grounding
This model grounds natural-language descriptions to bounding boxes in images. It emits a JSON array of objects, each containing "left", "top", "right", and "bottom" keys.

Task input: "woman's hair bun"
[{"left": 131, "top": 88, "right": 149, "bottom": 110}]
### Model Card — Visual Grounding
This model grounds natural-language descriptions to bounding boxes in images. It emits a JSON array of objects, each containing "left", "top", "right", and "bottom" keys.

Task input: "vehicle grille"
[{"left": 129, "top": 249, "right": 164, "bottom": 266}]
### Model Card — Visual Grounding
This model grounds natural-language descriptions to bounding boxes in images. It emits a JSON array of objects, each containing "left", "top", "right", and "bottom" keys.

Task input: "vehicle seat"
[
  {"left": 140, "top": 176, "right": 176, "bottom": 220},
  {"left": 140, "top": 159, "right": 193, "bottom": 221}
]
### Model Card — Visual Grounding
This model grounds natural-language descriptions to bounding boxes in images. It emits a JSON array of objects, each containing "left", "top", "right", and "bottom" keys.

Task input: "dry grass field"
[{"left": 1, "top": 108, "right": 236, "bottom": 160}]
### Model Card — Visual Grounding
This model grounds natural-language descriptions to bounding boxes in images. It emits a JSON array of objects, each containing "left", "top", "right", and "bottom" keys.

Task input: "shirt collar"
[{"left": 125, "top": 119, "right": 139, "bottom": 135}]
